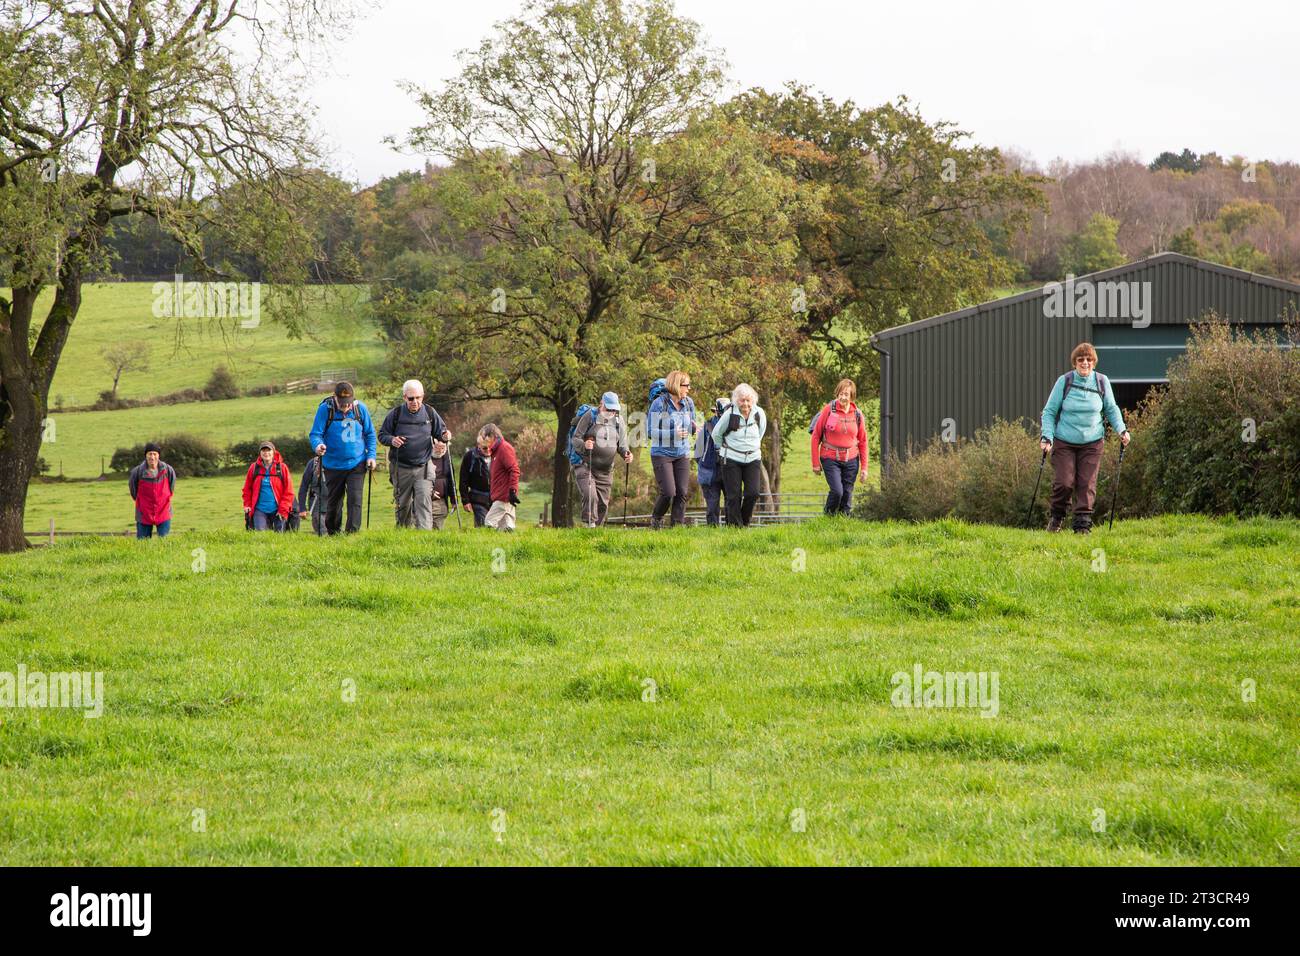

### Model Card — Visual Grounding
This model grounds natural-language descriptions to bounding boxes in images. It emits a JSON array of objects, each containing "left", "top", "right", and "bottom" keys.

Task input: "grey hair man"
[{"left": 377, "top": 379, "right": 453, "bottom": 529}]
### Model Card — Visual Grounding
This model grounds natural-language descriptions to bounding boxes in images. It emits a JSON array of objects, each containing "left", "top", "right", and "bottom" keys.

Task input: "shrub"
[
  {"left": 857, "top": 438, "right": 964, "bottom": 522},
  {"left": 514, "top": 421, "right": 557, "bottom": 482},
  {"left": 1144, "top": 317, "right": 1300, "bottom": 517},
  {"left": 204, "top": 365, "right": 241, "bottom": 400},
  {"left": 225, "top": 434, "right": 315, "bottom": 470},
  {"left": 111, "top": 433, "right": 223, "bottom": 477},
  {"left": 954, "top": 419, "right": 1048, "bottom": 526}
]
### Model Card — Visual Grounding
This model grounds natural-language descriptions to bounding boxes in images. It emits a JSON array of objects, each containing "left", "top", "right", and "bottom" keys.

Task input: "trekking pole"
[
  {"left": 1027, "top": 446, "right": 1048, "bottom": 527},
  {"left": 1108, "top": 442, "right": 1126, "bottom": 532},
  {"left": 366, "top": 463, "right": 373, "bottom": 529},
  {"left": 622, "top": 457, "right": 630, "bottom": 525},
  {"left": 315, "top": 454, "right": 325, "bottom": 537}
]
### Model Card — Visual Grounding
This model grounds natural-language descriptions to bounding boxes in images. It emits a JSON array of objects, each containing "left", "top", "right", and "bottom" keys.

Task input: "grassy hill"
[
  {"left": 0, "top": 515, "right": 1294, "bottom": 865},
  {"left": 22, "top": 282, "right": 385, "bottom": 404}
]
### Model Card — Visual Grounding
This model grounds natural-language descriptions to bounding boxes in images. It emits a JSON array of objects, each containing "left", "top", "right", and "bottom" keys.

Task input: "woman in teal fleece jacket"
[{"left": 1039, "top": 342, "right": 1131, "bottom": 533}]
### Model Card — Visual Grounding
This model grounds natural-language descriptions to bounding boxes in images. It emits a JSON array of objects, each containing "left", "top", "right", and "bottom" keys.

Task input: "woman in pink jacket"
[{"left": 811, "top": 379, "right": 868, "bottom": 516}]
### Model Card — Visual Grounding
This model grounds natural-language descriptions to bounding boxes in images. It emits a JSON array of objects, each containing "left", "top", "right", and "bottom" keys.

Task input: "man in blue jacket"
[{"left": 309, "top": 381, "right": 377, "bottom": 534}]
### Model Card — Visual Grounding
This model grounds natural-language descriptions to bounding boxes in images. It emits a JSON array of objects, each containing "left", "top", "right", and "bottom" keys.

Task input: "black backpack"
[{"left": 1054, "top": 372, "right": 1109, "bottom": 428}]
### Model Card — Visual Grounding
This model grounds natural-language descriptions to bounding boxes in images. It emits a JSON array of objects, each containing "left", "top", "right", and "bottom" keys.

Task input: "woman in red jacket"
[
  {"left": 242, "top": 441, "right": 296, "bottom": 531},
  {"left": 811, "top": 378, "right": 868, "bottom": 516}
]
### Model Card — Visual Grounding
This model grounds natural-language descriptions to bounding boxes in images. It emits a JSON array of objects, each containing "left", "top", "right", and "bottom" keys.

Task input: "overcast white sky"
[{"left": 307, "top": 0, "right": 1300, "bottom": 186}]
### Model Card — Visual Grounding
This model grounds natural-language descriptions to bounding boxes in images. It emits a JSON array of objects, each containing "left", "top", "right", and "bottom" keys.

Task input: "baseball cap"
[
  {"left": 259, "top": 440, "right": 275, "bottom": 452},
  {"left": 601, "top": 391, "right": 621, "bottom": 411}
]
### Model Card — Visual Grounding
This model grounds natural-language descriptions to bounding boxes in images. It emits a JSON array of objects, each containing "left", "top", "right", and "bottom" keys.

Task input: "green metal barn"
[{"left": 869, "top": 252, "right": 1300, "bottom": 467}]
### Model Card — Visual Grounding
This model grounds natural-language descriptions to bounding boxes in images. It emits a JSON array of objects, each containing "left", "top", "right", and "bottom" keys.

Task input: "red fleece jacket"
[
  {"left": 241, "top": 454, "right": 296, "bottom": 517},
  {"left": 488, "top": 437, "right": 520, "bottom": 502},
  {"left": 811, "top": 400, "right": 868, "bottom": 468}
]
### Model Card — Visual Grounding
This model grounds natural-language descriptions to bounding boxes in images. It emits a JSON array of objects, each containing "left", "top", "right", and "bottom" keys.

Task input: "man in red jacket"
[
  {"left": 241, "top": 441, "right": 296, "bottom": 531},
  {"left": 479, "top": 424, "right": 520, "bottom": 532}
]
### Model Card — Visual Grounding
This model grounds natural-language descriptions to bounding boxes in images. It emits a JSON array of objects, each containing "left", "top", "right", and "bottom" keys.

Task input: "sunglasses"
[{"left": 405, "top": 396, "right": 424, "bottom": 402}]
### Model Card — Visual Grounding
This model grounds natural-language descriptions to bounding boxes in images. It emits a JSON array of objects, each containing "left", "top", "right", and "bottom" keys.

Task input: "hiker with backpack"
[
  {"left": 694, "top": 397, "right": 730, "bottom": 526},
  {"left": 128, "top": 442, "right": 177, "bottom": 539},
  {"left": 241, "top": 441, "right": 295, "bottom": 531},
  {"left": 569, "top": 392, "right": 633, "bottom": 527},
  {"left": 479, "top": 424, "right": 520, "bottom": 531},
  {"left": 297, "top": 455, "right": 322, "bottom": 534},
  {"left": 459, "top": 440, "right": 493, "bottom": 527},
  {"left": 377, "top": 380, "right": 453, "bottom": 530},
  {"left": 1039, "top": 342, "right": 1130, "bottom": 534},
  {"left": 647, "top": 371, "right": 697, "bottom": 528},
  {"left": 712, "top": 383, "right": 767, "bottom": 528},
  {"left": 308, "top": 381, "right": 377, "bottom": 535},
  {"left": 811, "top": 378, "right": 869, "bottom": 516}
]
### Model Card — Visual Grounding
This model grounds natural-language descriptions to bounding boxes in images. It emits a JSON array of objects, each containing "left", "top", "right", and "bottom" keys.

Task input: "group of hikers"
[{"left": 126, "top": 341, "right": 1128, "bottom": 537}]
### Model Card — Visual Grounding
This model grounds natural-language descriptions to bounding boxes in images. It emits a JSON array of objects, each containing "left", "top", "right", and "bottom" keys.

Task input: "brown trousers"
[{"left": 1050, "top": 439, "right": 1103, "bottom": 528}]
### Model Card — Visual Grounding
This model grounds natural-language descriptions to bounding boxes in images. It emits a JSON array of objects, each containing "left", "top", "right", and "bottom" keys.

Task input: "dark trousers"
[
  {"left": 1050, "top": 439, "right": 1103, "bottom": 529},
  {"left": 722, "top": 458, "right": 761, "bottom": 527},
  {"left": 821, "top": 456, "right": 860, "bottom": 515},
  {"left": 651, "top": 455, "right": 691, "bottom": 526},
  {"left": 701, "top": 481, "right": 724, "bottom": 526},
  {"left": 323, "top": 461, "right": 367, "bottom": 534},
  {"left": 471, "top": 502, "right": 489, "bottom": 527}
]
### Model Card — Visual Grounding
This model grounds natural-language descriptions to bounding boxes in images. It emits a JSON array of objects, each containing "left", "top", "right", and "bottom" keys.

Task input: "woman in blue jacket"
[
  {"left": 1039, "top": 342, "right": 1131, "bottom": 534},
  {"left": 647, "top": 370, "right": 697, "bottom": 528}
]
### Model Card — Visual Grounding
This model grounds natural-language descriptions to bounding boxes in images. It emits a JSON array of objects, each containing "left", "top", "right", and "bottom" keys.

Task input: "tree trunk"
[
  {"left": 0, "top": 411, "right": 40, "bottom": 552},
  {"left": 0, "top": 258, "right": 89, "bottom": 552},
  {"left": 550, "top": 395, "right": 579, "bottom": 527}
]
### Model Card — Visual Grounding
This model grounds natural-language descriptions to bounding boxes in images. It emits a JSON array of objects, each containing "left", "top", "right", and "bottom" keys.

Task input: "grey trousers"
[
  {"left": 393, "top": 460, "right": 435, "bottom": 530},
  {"left": 574, "top": 462, "right": 614, "bottom": 526}
]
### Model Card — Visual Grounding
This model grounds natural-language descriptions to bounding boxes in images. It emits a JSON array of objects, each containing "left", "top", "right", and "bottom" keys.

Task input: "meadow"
[
  {"left": 0, "top": 515, "right": 1295, "bottom": 865},
  {"left": 22, "top": 282, "right": 384, "bottom": 405}
]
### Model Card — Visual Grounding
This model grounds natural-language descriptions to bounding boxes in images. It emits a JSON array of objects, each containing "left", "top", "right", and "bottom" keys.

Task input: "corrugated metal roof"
[{"left": 870, "top": 252, "right": 1300, "bottom": 343}]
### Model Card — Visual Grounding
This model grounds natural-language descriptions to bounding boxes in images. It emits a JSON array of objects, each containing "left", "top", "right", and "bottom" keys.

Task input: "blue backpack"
[
  {"left": 566, "top": 404, "right": 599, "bottom": 466},
  {"left": 648, "top": 378, "right": 667, "bottom": 405}
]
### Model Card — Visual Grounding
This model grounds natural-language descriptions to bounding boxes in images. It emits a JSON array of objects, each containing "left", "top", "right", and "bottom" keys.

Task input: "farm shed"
[{"left": 869, "top": 252, "right": 1300, "bottom": 468}]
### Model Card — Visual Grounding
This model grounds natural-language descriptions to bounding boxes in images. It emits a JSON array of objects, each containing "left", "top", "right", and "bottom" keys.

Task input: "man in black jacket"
[
  {"left": 377, "top": 379, "right": 452, "bottom": 530},
  {"left": 458, "top": 442, "right": 493, "bottom": 527}
]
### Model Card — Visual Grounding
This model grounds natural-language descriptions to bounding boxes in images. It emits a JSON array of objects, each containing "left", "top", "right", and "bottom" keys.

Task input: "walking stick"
[
  {"left": 1108, "top": 442, "right": 1126, "bottom": 531},
  {"left": 1027, "top": 447, "right": 1048, "bottom": 527},
  {"left": 366, "top": 463, "right": 373, "bottom": 529},
  {"left": 314, "top": 454, "right": 324, "bottom": 537},
  {"left": 622, "top": 457, "right": 630, "bottom": 525}
]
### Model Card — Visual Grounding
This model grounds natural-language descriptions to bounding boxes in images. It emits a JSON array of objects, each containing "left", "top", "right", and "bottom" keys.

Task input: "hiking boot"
[
  {"left": 1046, "top": 515, "right": 1064, "bottom": 533},
  {"left": 650, "top": 517, "right": 662, "bottom": 530},
  {"left": 1073, "top": 524, "right": 1091, "bottom": 535}
]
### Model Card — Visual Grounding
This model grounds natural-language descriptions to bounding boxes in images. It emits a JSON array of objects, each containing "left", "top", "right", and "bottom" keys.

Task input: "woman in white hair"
[{"left": 711, "top": 383, "right": 766, "bottom": 527}]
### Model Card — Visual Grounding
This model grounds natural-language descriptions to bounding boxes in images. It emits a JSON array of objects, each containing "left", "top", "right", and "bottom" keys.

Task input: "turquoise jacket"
[
  {"left": 712, "top": 405, "right": 767, "bottom": 464},
  {"left": 1041, "top": 371, "right": 1126, "bottom": 445}
]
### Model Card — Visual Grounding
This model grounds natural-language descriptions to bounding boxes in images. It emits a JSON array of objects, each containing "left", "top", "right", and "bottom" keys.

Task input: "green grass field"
[
  {"left": 22, "top": 282, "right": 384, "bottom": 404},
  {"left": 0, "top": 515, "right": 1295, "bottom": 865}
]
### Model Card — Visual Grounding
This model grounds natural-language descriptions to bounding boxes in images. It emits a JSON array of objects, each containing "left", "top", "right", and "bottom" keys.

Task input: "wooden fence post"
[{"left": 48, "top": 517, "right": 55, "bottom": 546}]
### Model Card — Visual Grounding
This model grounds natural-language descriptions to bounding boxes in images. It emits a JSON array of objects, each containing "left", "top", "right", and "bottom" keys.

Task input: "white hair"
[
  {"left": 402, "top": 379, "right": 424, "bottom": 397},
  {"left": 731, "top": 383, "right": 758, "bottom": 405}
]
